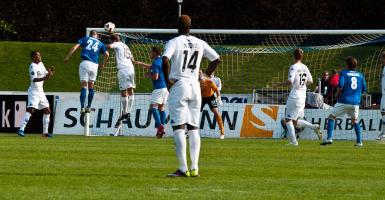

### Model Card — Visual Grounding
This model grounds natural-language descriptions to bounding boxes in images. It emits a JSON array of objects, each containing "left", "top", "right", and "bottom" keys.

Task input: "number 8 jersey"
[
  {"left": 338, "top": 69, "right": 367, "bottom": 105},
  {"left": 288, "top": 62, "right": 313, "bottom": 99},
  {"left": 163, "top": 35, "right": 219, "bottom": 81}
]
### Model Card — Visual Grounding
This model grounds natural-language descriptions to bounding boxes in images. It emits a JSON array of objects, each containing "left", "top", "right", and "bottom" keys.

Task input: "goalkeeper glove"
[{"left": 216, "top": 96, "right": 223, "bottom": 106}]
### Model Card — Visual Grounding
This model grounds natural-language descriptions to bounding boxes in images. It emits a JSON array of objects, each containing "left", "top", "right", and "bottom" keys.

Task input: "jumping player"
[
  {"left": 135, "top": 47, "right": 169, "bottom": 138},
  {"left": 106, "top": 34, "right": 136, "bottom": 130},
  {"left": 63, "top": 30, "right": 109, "bottom": 114},
  {"left": 273, "top": 48, "right": 322, "bottom": 146},
  {"left": 199, "top": 70, "right": 225, "bottom": 139},
  {"left": 162, "top": 15, "right": 220, "bottom": 177},
  {"left": 321, "top": 57, "right": 366, "bottom": 146},
  {"left": 17, "top": 51, "right": 54, "bottom": 137}
]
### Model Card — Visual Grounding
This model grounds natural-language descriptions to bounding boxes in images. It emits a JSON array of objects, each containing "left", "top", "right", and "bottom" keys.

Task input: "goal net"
[{"left": 88, "top": 28, "right": 385, "bottom": 140}]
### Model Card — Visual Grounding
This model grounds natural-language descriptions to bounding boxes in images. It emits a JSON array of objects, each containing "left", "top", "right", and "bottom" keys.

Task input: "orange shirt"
[{"left": 200, "top": 79, "right": 218, "bottom": 98}]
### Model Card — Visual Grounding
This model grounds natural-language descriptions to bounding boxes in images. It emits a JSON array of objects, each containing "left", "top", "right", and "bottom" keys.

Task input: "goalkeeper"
[{"left": 199, "top": 70, "right": 225, "bottom": 139}]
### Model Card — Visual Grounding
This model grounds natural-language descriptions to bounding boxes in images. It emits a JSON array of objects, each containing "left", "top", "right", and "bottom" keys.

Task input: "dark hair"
[
  {"left": 89, "top": 30, "right": 97, "bottom": 37},
  {"left": 381, "top": 51, "right": 385, "bottom": 59},
  {"left": 112, "top": 33, "right": 120, "bottom": 42},
  {"left": 30, "top": 51, "right": 39, "bottom": 58},
  {"left": 293, "top": 48, "right": 303, "bottom": 60},
  {"left": 178, "top": 15, "right": 191, "bottom": 34},
  {"left": 346, "top": 56, "right": 358, "bottom": 70},
  {"left": 332, "top": 69, "right": 338, "bottom": 75},
  {"left": 151, "top": 46, "right": 162, "bottom": 55}
]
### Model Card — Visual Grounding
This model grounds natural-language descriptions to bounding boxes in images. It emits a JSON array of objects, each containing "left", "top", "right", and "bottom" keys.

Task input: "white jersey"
[
  {"left": 288, "top": 62, "right": 313, "bottom": 99},
  {"left": 382, "top": 66, "right": 385, "bottom": 94},
  {"left": 29, "top": 62, "right": 48, "bottom": 94},
  {"left": 163, "top": 35, "right": 219, "bottom": 82},
  {"left": 110, "top": 41, "right": 134, "bottom": 72},
  {"left": 211, "top": 76, "right": 222, "bottom": 91}
]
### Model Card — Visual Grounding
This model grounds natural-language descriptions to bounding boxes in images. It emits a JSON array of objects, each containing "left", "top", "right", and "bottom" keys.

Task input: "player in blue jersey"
[
  {"left": 136, "top": 47, "right": 169, "bottom": 138},
  {"left": 321, "top": 56, "right": 367, "bottom": 146},
  {"left": 63, "top": 30, "right": 109, "bottom": 114}
]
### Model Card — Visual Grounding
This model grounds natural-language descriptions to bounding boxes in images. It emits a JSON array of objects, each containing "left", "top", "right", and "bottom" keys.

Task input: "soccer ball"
[{"left": 104, "top": 22, "right": 115, "bottom": 33}]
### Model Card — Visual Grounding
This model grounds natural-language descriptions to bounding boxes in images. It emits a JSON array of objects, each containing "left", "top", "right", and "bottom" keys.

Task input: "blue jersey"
[
  {"left": 78, "top": 37, "right": 107, "bottom": 64},
  {"left": 151, "top": 56, "right": 167, "bottom": 89},
  {"left": 337, "top": 69, "right": 367, "bottom": 105}
]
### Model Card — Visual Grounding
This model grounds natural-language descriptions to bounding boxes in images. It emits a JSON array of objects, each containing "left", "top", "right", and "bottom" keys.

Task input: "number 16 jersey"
[
  {"left": 288, "top": 62, "right": 313, "bottom": 99},
  {"left": 163, "top": 35, "right": 219, "bottom": 82}
]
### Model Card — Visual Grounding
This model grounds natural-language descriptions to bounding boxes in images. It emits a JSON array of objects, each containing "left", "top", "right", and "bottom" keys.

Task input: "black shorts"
[{"left": 201, "top": 95, "right": 217, "bottom": 111}]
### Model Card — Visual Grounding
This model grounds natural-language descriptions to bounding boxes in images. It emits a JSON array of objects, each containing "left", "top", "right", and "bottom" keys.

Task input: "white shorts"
[
  {"left": 285, "top": 98, "right": 305, "bottom": 120},
  {"left": 381, "top": 94, "right": 385, "bottom": 113},
  {"left": 331, "top": 103, "right": 359, "bottom": 119},
  {"left": 118, "top": 68, "right": 135, "bottom": 90},
  {"left": 150, "top": 88, "right": 169, "bottom": 105},
  {"left": 168, "top": 80, "right": 201, "bottom": 127},
  {"left": 79, "top": 60, "right": 98, "bottom": 82},
  {"left": 28, "top": 92, "right": 49, "bottom": 110}
]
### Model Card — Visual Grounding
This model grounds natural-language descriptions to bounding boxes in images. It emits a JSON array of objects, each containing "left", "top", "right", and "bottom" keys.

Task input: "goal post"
[{"left": 84, "top": 28, "right": 385, "bottom": 140}]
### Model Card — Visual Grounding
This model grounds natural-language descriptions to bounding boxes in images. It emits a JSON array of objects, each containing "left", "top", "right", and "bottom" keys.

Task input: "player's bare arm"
[
  {"left": 272, "top": 80, "right": 292, "bottom": 87},
  {"left": 63, "top": 44, "right": 80, "bottom": 63},
  {"left": 99, "top": 51, "right": 110, "bottom": 70},
  {"left": 33, "top": 67, "right": 54, "bottom": 82},
  {"left": 162, "top": 56, "right": 172, "bottom": 89},
  {"left": 205, "top": 59, "right": 221, "bottom": 76},
  {"left": 134, "top": 61, "right": 151, "bottom": 69}
]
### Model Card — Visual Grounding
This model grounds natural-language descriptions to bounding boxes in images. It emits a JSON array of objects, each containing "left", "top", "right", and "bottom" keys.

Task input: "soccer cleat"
[
  {"left": 286, "top": 142, "right": 298, "bottom": 146},
  {"left": 42, "top": 133, "right": 54, "bottom": 138},
  {"left": 376, "top": 133, "right": 384, "bottom": 140},
  {"left": 114, "top": 113, "right": 130, "bottom": 128},
  {"left": 321, "top": 139, "right": 333, "bottom": 145},
  {"left": 80, "top": 108, "right": 86, "bottom": 114},
  {"left": 156, "top": 124, "right": 165, "bottom": 139},
  {"left": 17, "top": 130, "right": 25, "bottom": 137},
  {"left": 314, "top": 125, "right": 323, "bottom": 140},
  {"left": 190, "top": 169, "right": 200, "bottom": 177},
  {"left": 219, "top": 134, "right": 225, "bottom": 140},
  {"left": 355, "top": 143, "right": 363, "bottom": 147},
  {"left": 114, "top": 119, "right": 122, "bottom": 129},
  {"left": 85, "top": 107, "right": 91, "bottom": 113},
  {"left": 167, "top": 169, "right": 190, "bottom": 177}
]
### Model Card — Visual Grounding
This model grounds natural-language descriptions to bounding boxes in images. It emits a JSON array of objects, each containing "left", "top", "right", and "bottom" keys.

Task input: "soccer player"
[
  {"left": 63, "top": 30, "right": 109, "bottom": 114},
  {"left": 199, "top": 70, "right": 225, "bottom": 139},
  {"left": 273, "top": 48, "right": 322, "bottom": 146},
  {"left": 106, "top": 34, "right": 136, "bottom": 129},
  {"left": 162, "top": 15, "right": 220, "bottom": 177},
  {"left": 135, "top": 47, "right": 169, "bottom": 138},
  {"left": 17, "top": 51, "right": 54, "bottom": 137},
  {"left": 321, "top": 57, "right": 367, "bottom": 146},
  {"left": 377, "top": 51, "right": 385, "bottom": 140}
]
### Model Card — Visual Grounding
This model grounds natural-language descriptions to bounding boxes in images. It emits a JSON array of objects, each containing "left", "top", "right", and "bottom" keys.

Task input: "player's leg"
[
  {"left": 126, "top": 73, "right": 136, "bottom": 115},
  {"left": 159, "top": 89, "right": 169, "bottom": 126},
  {"left": 86, "top": 62, "right": 98, "bottom": 112},
  {"left": 208, "top": 96, "right": 224, "bottom": 139},
  {"left": 156, "top": 104, "right": 166, "bottom": 138},
  {"left": 377, "top": 95, "right": 385, "bottom": 140},
  {"left": 79, "top": 61, "right": 89, "bottom": 113},
  {"left": 187, "top": 82, "right": 202, "bottom": 177},
  {"left": 18, "top": 107, "right": 35, "bottom": 137},
  {"left": 86, "top": 81, "right": 94, "bottom": 111},
  {"left": 350, "top": 106, "right": 362, "bottom": 146},
  {"left": 167, "top": 83, "right": 190, "bottom": 177},
  {"left": 295, "top": 101, "right": 322, "bottom": 140},
  {"left": 285, "top": 98, "right": 299, "bottom": 146},
  {"left": 39, "top": 95, "right": 53, "bottom": 137},
  {"left": 114, "top": 89, "right": 129, "bottom": 129}
]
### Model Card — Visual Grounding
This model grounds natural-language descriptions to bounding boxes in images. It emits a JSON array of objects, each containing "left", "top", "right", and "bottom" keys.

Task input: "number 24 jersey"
[
  {"left": 288, "top": 62, "right": 313, "bottom": 99},
  {"left": 338, "top": 69, "right": 367, "bottom": 105},
  {"left": 163, "top": 35, "right": 219, "bottom": 81}
]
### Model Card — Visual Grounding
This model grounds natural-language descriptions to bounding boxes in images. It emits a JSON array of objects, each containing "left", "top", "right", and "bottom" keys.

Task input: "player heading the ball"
[
  {"left": 63, "top": 30, "right": 109, "bottom": 114},
  {"left": 17, "top": 51, "right": 54, "bottom": 138},
  {"left": 162, "top": 15, "right": 221, "bottom": 177},
  {"left": 273, "top": 48, "right": 322, "bottom": 146}
]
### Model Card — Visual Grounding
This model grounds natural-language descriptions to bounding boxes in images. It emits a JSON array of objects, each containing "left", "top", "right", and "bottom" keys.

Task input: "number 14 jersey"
[
  {"left": 163, "top": 35, "right": 219, "bottom": 82},
  {"left": 288, "top": 62, "right": 313, "bottom": 99}
]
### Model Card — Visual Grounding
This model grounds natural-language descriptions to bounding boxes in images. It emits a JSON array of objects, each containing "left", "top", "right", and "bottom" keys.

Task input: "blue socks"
[
  {"left": 151, "top": 108, "right": 161, "bottom": 127},
  {"left": 353, "top": 123, "right": 362, "bottom": 144},
  {"left": 327, "top": 118, "right": 335, "bottom": 141},
  {"left": 88, "top": 88, "right": 94, "bottom": 107},
  {"left": 80, "top": 88, "right": 87, "bottom": 108},
  {"left": 160, "top": 110, "right": 166, "bottom": 125}
]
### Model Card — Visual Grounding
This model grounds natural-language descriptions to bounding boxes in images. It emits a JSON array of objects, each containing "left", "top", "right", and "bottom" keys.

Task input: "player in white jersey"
[
  {"left": 377, "top": 51, "right": 385, "bottom": 140},
  {"left": 163, "top": 15, "right": 220, "bottom": 177},
  {"left": 107, "top": 34, "right": 136, "bottom": 132},
  {"left": 273, "top": 48, "right": 322, "bottom": 146},
  {"left": 17, "top": 51, "right": 54, "bottom": 137}
]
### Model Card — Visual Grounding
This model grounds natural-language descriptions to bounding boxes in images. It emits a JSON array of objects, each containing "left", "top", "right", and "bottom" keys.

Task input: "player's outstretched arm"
[
  {"left": 205, "top": 59, "right": 220, "bottom": 77},
  {"left": 99, "top": 51, "right": 110, "bottom": 70},
  {"left": 134, "top": 61, "right": 151, "bottom": 69},
  {"left": 63, "top": 44, "right": 80, "bottom": 63},
  {"left": 272, "top": 80, "right": 291, "bottom": 87}
]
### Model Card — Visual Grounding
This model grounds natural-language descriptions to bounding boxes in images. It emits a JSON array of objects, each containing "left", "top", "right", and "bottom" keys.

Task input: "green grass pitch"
[{"left": 0, "top": 134, "right": 385, "bottom": 199}]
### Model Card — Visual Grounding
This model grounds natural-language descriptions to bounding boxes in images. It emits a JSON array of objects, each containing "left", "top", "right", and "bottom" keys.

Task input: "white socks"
[
  {"left": 19, "top": 112, "right": 32, "bottom": 131},
  {"left": 127, "top": 95, "right": 134, "bottom": 114},
  {"left": 286, "top": 121, "right": 297, "bottom": 144},
  {"left": 174, "top": 129, "right": 188, "bottom": 172},
  {"left": 297, "top": 119, "right": 317, "bottom": 129},
  {"left": 188, "top": 129, "right": 201, "bottom": 171},
  {"left": 43, "top": 114, "right": 50, "bottom": 134},
  {"left": 121, "top": 96, "right": 129, "bottom": 115}
]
